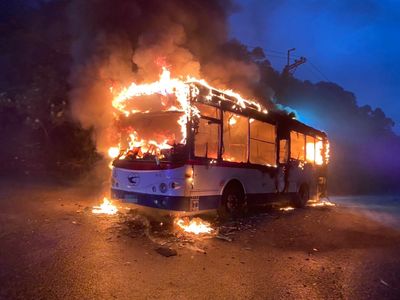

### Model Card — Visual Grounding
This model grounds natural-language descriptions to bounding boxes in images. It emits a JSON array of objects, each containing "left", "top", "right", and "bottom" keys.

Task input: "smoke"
[
  {"left": 68, "top": 0, "right": 267, "bottom": 154},
  {"left": 66, "top": 0, "right": 400, "bottom": 194}
]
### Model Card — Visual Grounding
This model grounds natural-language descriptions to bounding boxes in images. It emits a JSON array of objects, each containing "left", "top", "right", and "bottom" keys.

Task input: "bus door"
[
  {"left": 277, "top": 138, "right": 289, "bottom": 192},
  {"left": 276, "top": 125, "right": 290, "bottom": 193},
  {"left": 190, "top": 103, "right": 221, "bottom": 198}
]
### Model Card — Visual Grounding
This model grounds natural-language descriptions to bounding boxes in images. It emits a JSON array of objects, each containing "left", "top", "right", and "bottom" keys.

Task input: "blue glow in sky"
[{"left": 229, "top": 0, "right": 400, "bottom": 133}]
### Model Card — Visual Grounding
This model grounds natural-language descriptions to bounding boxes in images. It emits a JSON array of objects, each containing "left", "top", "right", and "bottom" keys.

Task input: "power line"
[
  {"left": 308, "top": 61, "right": 330, "bottom": 81},
  {"left": 305, "top": 64, "right": 324, "bottom": 81}
]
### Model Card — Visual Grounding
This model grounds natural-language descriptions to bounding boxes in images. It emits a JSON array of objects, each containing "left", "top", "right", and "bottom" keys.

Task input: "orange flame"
[
  {"left": 92, "top": 197, "right": 118, "bottom": 215},
  {"left": 325, "top": 141, "right": 330, "bottom": 164},
  {"left": 308, "top": 200, "right": 335, "bottom": 207},
  {"left": 279, "top": 206, "right": 295, "bottom": 212},
  {"left": 174, "top": 217, "right": 214, "bottom": 235},
  {"left": 108, "top": 66, "right": 268, "bottom": 160},
  {"left": 108, "top": 147, "right": 120, "bottom": 159},
  {"left": 315, "top": 140, "right": 324, "bottom": 165}
]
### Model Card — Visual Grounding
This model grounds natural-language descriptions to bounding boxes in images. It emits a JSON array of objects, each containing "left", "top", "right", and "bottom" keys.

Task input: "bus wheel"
[
  {"left": 293, "top": 184, "right": 309, "bottom": 208},
  {"left": 218, "top": 182, "right": 246, "bottom": 220}
]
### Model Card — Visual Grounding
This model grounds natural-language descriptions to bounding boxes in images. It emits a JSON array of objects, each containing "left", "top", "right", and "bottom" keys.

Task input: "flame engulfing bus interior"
[
  {"left": 109, "top": 67, "right": 328, "bottom": 167},
  {"left": 108, "top": 67, "right": 330, "bottom": 217}
]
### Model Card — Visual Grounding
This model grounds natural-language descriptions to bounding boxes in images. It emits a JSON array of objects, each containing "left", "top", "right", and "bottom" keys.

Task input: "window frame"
[
  {"left": 279, "top": 138, "right": 289, "bottom": 164},
  {"left": 190, "top": 101, "right": 279, "bottom": 168},
  {"left": 221, "top": 110, "right": 249, "bottom": 163},
  {"left": 290, "top": 130, "right": 306, "bottom": 161},
  {"left": 249, "top": 118, "right": 277, "bottom": 166}
]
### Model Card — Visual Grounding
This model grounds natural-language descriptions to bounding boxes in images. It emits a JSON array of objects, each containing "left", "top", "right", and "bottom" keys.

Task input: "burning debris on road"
[
  {"left": 308, "top": 199, "right": 336, "bottom": 207},
  {"left": 174, "top": 217, "right": 214, "bottom": 235},
  {"left": 92, "top": 197, "right": 118, "bottom": 215},
  {"left": 279, "top": 200, "right": 336, "bottom": 212},
  {"left": 279, "top": 206, "right": 295, "bottom": 212}
]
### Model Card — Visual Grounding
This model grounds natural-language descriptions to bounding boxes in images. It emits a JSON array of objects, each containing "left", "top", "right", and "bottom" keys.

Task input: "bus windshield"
[{"left": 116, "top": 111, "right": 187, "bottom": 162}]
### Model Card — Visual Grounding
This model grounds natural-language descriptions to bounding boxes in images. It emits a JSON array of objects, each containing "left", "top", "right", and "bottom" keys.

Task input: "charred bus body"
[{"left": 111, "top": 82, "right": 329, "bottom": 218}]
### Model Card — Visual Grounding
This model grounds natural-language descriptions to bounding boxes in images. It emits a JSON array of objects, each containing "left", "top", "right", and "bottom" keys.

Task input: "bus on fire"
[{"left": 110, "top": 79, "right": 329, "bottom": 219}]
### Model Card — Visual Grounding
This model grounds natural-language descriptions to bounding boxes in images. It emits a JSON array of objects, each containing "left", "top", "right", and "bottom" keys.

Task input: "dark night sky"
[{"left": 230, "top": 0, "right": 400, "bottom": 133}]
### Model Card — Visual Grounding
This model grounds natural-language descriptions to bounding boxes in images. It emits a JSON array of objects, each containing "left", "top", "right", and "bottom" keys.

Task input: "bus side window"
[
  {"left": 194, "top": 118, "right": 219, "bottom": 159},
  {"left": 222, "top": 112, "right": 248, "bottom": 163},
  {"left": 315, "top": 137, "right": 324, "bottom": 165},
  {"left": 279, "top": 139, "right": 288, "bottom": 164},
  {"left": 290, "top": 131, "right": 305, "bottom": 161},
  {"left": 306, "top": 135, "right": 315, "bottom": 163},
  {"left": 249, "top": 119, "right": 276, "bottom": 166}
]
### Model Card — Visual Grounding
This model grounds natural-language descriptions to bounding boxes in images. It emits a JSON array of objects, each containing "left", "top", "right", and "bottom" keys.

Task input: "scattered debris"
[
  {"left": 215, "top": 234, "right": 233, "bottom": 242},
  {"left": 155, "top": 246, "right": 177, "bottom": 257},
  {"left": 308, "top": 199, "right": 336, "bottom": 207},
  {"left": 118, "top": 212, "right": 150, "bottom": 238},
  {"left": 280, "top": 206, "right": 295, "bottom": 212},
  {"left": 380, "top": 279, "right": 390, "bottom": 287},
  {"left": 181, "top": 244, "right": 207, "bottom": 254},
  {"left": 109, "top": 208, "right": 280, "bottom": 255}
]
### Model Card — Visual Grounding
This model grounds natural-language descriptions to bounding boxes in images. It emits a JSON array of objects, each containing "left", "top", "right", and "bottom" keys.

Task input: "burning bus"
[{"left": 109, "top": 68, "right": 329, "bottom": 218}]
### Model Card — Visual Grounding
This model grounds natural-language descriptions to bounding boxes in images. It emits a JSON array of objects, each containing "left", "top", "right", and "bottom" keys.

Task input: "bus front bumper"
[{"left": 111, "top": 188, "right": 219, "bottom": 217}]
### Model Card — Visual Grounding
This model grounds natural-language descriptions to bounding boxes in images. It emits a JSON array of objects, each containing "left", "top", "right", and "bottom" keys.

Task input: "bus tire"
[
  {"left": 292, "top": 184, "right": 309, "bottom": 208},
  {"left": 218, "top": 181, "right": 246, "bottom": 220}
]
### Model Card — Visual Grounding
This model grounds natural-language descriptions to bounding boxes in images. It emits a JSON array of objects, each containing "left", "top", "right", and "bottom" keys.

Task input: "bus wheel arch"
[
  {"left": 218, "top": 179, "right": 246, "bottom": 220},
  {"left": 292, "top": 183, "right": 310, "bottom": 208}
]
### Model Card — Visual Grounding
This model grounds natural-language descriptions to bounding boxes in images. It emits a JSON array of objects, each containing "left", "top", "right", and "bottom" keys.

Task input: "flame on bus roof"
[{"left": 108, "top": 67, "right": 268, "bottom": 160}]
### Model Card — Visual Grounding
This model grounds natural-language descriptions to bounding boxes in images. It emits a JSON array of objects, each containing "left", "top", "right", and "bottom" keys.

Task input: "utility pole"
[
  {"left": 287, "top": 48, "right": 296, "bottom": 66},
  {"left": 283, "top": 48, "right": 306, "bottom": 77}
]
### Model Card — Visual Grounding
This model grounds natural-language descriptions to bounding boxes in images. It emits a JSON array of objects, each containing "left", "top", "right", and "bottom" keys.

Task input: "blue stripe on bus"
[{"left": 111, "top": 188, "right": 220, "bottom": 211}]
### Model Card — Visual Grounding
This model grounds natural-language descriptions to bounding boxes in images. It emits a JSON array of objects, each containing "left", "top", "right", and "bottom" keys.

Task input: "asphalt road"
[{"left": 0, "top": 180, "right": 399, "bottom": 299}]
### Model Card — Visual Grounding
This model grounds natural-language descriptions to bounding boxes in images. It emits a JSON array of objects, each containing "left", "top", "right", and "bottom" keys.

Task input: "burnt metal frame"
[
  {"left": 187, "top": 81, "right": 328, "bottom": 168},
  {"left": 188, "top": 82, "right": 278, "bottom": 166}
]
